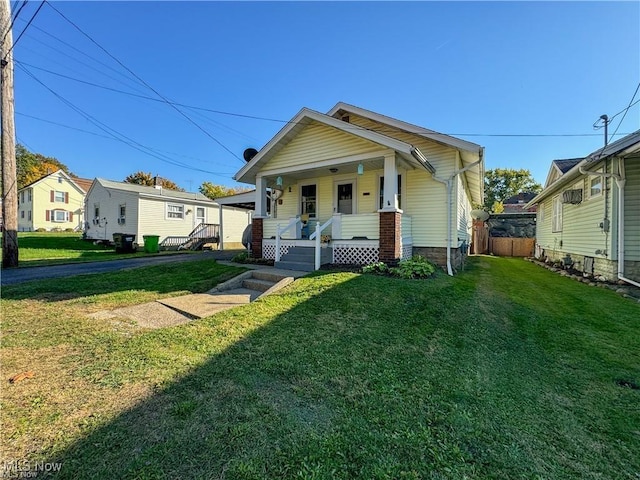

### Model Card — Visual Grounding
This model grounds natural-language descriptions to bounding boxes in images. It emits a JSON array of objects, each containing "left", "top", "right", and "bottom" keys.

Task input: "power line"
[
  {"left": 3, "top": 0, "right": 44, "bottom": 60},
  {"left": 609, "top": 82, "right": 640, "bottom": 142},
  {"left": 17, "top": 64, "right": 236, "bottom": 180},
  {"left": 46, "top": 1, "right": 244, "bottom": 163},
  {"left": 15, "top": 111, "right": 237, "bottom": 172},
  {"left": 1, "top": 0, "right": 26, "bottom": 46}
]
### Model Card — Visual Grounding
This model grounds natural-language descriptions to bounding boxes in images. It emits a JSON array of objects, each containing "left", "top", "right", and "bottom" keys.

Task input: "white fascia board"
[
  {"left": 138, "top": 193, "right": 217, "bottom": 206},
  {"left": 327, "top": 102, "right": 482, "bottom": 154}
]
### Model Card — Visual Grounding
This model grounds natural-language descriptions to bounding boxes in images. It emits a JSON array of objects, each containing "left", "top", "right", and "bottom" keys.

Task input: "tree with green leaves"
[
  {"left": 124, "top": 171, "right": 184, "bottom": 191},
  {"left": 484, "top": 168, "right": 542, "bottom": 213},
  {"left": 16, "top": 144, "right": 72, "bottom": 189},
  {"left": 199, "top": 181, "right": 250, "bottom": 200}
]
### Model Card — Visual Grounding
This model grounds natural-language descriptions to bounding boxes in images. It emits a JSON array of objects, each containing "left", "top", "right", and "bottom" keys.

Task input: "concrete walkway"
[{"left": 89, "top": 263, "right": 309, "bottom": 329}]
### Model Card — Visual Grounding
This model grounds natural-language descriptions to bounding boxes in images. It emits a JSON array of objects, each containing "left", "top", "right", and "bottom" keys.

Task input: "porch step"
[
  {"left": 285, "top": 246, "right": 315, "bottom": 259},
  {"left": 274, "top": 260, "right": 316, "bottom": 272}
]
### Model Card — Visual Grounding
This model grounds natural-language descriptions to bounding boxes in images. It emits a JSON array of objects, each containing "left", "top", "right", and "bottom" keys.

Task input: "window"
[
  {"left": 552, "top": 195, "right": 563, "bottom": 232},
  {"left": 300, "top": 184, "right": 317, "bottom": 218},
  {"left": 167, "top": 203, "right": 184, "bottom": 219},
  {"left": 94, "top": 204, "right": 100, "bottom": 219},
  {"left": 28, "top": 211, "right": 32, "bottom": 221},
  {"left": 589, "top": 174, "right": 603, "bottom": 199},
  {"left": 28, "top": 190, "right": 32, "bottom": 202},
  {"left": 58, "top": 175, "right": 63, "bottom": 184},
  {"left": 20, "top": 191, "right": 24, "bottom": 203},
  {"left": 118, "top": 204, "right": 126, "bottom": 224},
  {"left": 53, "top": 210, "right": 69, "bottom": 222},
  {"left": 538, "top": 204, "right": 545, "bottom": 224},
  {"left": 379, "top": 174, "right": 402, "bottom": 209},
  {"left": 54, "top": 191, "right": 65, "bottom": 202},
  {"left": 20, "top": 211, "right": 24, "bottom": 219}
]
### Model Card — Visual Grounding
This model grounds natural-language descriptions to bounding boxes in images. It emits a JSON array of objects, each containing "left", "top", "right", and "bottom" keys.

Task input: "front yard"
[{"left": 1, "top": 257, "right": 638, "bottom": 479}]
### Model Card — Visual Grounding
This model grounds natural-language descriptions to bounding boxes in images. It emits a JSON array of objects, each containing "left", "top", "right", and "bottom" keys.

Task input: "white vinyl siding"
[{"left": 552, "top": 195, "right": 563, "bottom": 232}]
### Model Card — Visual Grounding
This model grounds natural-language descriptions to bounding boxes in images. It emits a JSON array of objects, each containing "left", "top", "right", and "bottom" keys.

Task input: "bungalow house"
[
  {"left": 84, "top": 178, "right": 251, "bottom": 249},
  {"left": 17, "top": 169, "right": 92, "bottom": 232},
  {"left": 526, "top": 130, "right": 640, "bottom": 287},
  {"left": 234, "top": 102, "right": 485, "bottom": 273}
]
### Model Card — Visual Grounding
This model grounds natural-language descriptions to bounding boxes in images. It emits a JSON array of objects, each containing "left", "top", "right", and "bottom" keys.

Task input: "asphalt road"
[{"left": 0, "top": 251, "right": 238, "bottom": 286}]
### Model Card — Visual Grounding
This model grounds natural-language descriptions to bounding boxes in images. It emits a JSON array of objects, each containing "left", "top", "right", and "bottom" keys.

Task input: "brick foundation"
[
  {"left": 412, "top": 246, "right": 464, "bottom": 271},
  {"left": 251, "top": 218, "right": 263, "bottom": 259},
  {"left": 379, "top": 211, "right": 402, "bottom": 264}
]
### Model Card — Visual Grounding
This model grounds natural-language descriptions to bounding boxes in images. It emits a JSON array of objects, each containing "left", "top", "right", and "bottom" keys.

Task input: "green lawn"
[
  {"left": 5, "top": 232, "right": 195, "bottom": 267},
  {"left": 1, "top": 257, "right": 638, "bottom": 479}
]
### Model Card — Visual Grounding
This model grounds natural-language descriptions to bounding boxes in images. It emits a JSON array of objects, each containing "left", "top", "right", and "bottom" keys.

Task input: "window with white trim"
[
  {"left": 552, "top": 195, "right": 563, "bottom": 232},
  {"left": 379, "top": 174, "right": 402, "bottom": 209},
  {"left": 28, "top": 190, "right": 32, "bottom": 202},
  {"left": 53, "top": 210, "right": 69, "bottom": 222},
  {"left": 167, "top": 203, "right": 184, "bottom": 219},
  {"left": 54, "top": 191, "right": 65, "bottom": 202},
  {"left": 28, "top": 211, "right": 32, "bottom": 221},
  {"left": 588, "top": 172, "right": 603, "bottom": 199}
]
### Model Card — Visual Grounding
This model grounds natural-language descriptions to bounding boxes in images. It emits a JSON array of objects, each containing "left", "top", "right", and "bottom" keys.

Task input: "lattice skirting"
[
  {"left": 401, "top": 244, "right": 413, "bottom": 260},
  {"left": 262, "top": 243, "right": 291, "bottom": 260},
  {"left": 333, "top": 245, "right": 379, "bottom": 265}
]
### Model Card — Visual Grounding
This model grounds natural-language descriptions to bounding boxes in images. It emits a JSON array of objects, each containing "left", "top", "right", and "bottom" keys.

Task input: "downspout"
[
  {"left": 432, "top": 149, "right": 484, "bottom": 276},
  {"left": 614, "top": 159, "right": 640, "bottom": 288}
]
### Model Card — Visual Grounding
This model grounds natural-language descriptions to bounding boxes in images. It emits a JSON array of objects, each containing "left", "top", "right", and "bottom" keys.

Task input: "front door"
[
  {"left": 336, "top": 182, "right": 354, "bottom": 214},
  {"left": 195, "top": 206, "right": 206, "bottom": 226}
]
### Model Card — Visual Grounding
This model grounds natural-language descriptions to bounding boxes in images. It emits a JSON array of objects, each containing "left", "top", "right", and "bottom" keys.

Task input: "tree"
[
  {"left": 16, "top": 144, "right": 72, "bottom": 189},
  {"left": 124, "top": 171, "right": 184, "bottom": 191},
  {"left": 484, "top": 168, "right": 542, "bottom": 213},
  {"left": 199, "top": 181, "right": 251, "bottom": 200}
]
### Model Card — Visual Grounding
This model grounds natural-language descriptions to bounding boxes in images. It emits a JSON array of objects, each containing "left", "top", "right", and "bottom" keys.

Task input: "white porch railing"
[{"left": 310, "top": 217, "right": 334, "bottom": 270}]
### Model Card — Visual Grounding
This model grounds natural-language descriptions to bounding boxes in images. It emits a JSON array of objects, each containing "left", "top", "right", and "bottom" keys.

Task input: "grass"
[
  {"left": 5, "top": 232, "right": 195, "bottom": 267},
  {"left": 1, "top": 256, "right": 638, "bottom": 479}
]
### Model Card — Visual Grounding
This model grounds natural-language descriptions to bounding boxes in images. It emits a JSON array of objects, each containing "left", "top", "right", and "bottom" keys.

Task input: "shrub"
[
  {"left": 36, "top": 228, "right": 46, "bottom": 232},
  {"left": 390, "top": 256, "right": 436, "bottom": 279},
  {"left": 64, "top": 228, "right": 74, "bottom": 232},
  {"left": 362, "top": 262, "right": 389, "bottom": 275},
  {"left": 231, "top": 252, "right": 249, "bottom": 263},
  {"left": 362, "top": 256, "right": 436, "bottom": 279}
]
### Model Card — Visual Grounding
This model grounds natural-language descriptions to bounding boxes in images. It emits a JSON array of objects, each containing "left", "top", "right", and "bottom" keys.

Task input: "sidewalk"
[{"left": 88, "top": 263, "right": 309, "bottom": 328}]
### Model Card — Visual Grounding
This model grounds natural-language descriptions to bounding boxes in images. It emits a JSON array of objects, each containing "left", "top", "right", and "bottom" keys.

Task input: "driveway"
[{"left": 0, "top": 251, "right": 241, "bottom": 286}]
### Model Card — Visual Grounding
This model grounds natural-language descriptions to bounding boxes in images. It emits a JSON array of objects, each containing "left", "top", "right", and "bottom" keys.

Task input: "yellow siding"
[
  {"left": 221, "top": 206, "right": 251, "bottom": 248},
  {"left": 341, "top": 214, "right": 379, "bottom": 240},
  {"left": 138, "top": 198, "right": 220, "bottom": 242},
  {"left": 404, "top": 169, "right": 449, "bottom": 247},
  {"left": 23, "top": 175, "right": 85, "bottom": 231},
  {"left": 624, "top": 160, "right": 640, "bottom": 261},
  {"left": 262, "top": 121, "right": 383, "bottom": 171}
]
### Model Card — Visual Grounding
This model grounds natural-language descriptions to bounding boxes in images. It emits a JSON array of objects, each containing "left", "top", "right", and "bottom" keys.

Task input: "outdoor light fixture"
[
  {"left": 329, "top": 168, "right": 338, "bottom": 173},
  {"left": 357, "top": 163, "right": 364, "bottom": 175},
  {"left": 276, "top": 176, "right": 283, "bottom": 186}
]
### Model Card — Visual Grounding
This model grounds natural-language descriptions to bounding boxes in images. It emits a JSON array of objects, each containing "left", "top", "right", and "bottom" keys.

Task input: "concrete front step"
[
  {"left": 251, "top": 270, "right": 290, "bottom": 283},
  {"left": 275, "top": 260, "right": 315, "bottom": 272},
  {"left": 243, "top": 278, "right": 276, "bottom": 292}
]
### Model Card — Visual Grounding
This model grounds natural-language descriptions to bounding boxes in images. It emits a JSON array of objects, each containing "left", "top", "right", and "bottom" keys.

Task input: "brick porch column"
[
  {"left": 251, "top": 218, "right": 263, "bottom": 259},
  {"left": 379, "top": 211, "right": 402, "bottom": 264}
]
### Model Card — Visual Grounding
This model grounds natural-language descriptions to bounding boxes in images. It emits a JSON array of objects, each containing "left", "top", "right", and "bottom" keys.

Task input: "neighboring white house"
[
  {"left": 234, "top": 102, "right": 485, "bottom": 273},
  {"left": 526, "top": 130, "right": 640, "bottom": 286},
  {"left": 84, "top": 178, "right": 251, "bottom": 249}
]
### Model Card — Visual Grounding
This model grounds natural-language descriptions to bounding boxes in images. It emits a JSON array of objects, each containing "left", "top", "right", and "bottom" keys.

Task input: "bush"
[
  {"left": 362, "top": 262, "right": 389, "bottom": 275},
  {"left": 36, "top": 228, "right": 46, "bottom": 232},
  {"left": 64, "top": 228, "right": 74, "bottom": 232},
  {"left": 231, "top": 252, "right": 249, "bottom": 263},
  {"left": 362, "top": 256, "right": 436, "bottom": 279},
  {"left": 390, "top": 256, "right": 436, "bottom": 279}
]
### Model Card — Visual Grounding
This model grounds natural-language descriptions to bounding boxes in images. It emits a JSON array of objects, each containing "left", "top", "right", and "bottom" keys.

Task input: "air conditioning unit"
[
  {"left": 92, "top": 218, "right": 100, "bottom": 225},
  {"left": 117, "top": 217, "right": 126, "bottom": 225},
  {"left": 562, "top": 189, "right": 583, "bottom": 205}
]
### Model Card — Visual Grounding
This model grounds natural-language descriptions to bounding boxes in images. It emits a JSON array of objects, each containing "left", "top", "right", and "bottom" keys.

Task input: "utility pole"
[{"left": 1, "top": 0, "right": 19, "bottom": 268}]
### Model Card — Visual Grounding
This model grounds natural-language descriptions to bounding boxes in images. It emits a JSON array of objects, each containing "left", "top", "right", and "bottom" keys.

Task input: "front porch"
[{"left": 257, "top": 213, "right": 413, "bottom": 269}]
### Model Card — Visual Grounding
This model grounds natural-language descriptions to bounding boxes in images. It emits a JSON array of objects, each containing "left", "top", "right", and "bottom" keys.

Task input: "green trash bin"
[{"left": 143, "top": 235, "right": 160, "bottom": 253}]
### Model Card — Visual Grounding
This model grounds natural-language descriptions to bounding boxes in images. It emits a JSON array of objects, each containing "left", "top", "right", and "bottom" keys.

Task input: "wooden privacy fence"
[{"left": 489, "top": 237, "right": 535, "bottom": 257}]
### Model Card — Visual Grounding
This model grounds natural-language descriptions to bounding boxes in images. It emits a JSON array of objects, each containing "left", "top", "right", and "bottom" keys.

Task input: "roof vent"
[{"left": 341, "top": 115, "right": 350, "bottom": 123}]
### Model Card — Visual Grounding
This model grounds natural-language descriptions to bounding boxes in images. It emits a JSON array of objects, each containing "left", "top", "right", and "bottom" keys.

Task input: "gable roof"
[
  {"left": 234, "top": 106, "right": 435, "bottom": 184},
  {"left": 504, "top": 192, "right": 537, "bottom": 204},
  {"left": 527, "top": 129, "right": 640, "bottom": 207},
  {"left": 544, "top": 158, "right": 582, "bottom": 187},
  {"left": 92, "top": 178, "right": 216, "bottom": 203},
  {"left": 19, "top": 169, "right": 86, "bottom": 196},
  {"left": 71, "top": 176, "right": 94, "bottom": 193}
]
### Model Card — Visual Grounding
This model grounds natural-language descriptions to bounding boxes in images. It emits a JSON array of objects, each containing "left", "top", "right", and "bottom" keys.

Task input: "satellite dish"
[
  {"left": 243, "top": 148, "right": 258, "bottom": 162},
  {"left": 470, "top": 209, "right": 490, "bottom": 221}
]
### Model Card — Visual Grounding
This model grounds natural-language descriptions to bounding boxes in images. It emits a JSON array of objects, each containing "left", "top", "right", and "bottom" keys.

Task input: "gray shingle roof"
[
  {"left": 96, "top": 178, "right": 214, "bottom": 202},
  {"left": 552, "top": 158, "right": 582, "bottom": 174}
]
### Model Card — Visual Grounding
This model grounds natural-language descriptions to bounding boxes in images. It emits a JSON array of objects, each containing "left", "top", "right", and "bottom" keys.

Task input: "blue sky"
[{"left": 11, "top": 1, "right": 640, "bottom": 193}]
